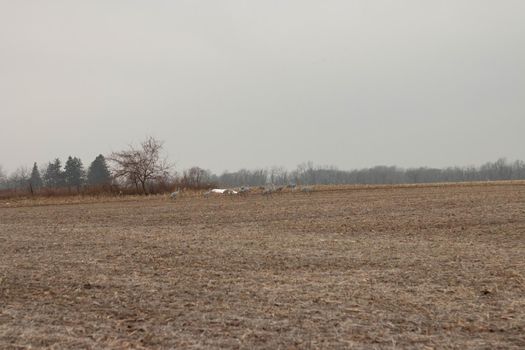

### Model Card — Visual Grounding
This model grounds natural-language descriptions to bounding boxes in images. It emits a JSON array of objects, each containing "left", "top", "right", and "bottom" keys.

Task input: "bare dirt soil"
[{"left": 1, "top": 183, "right": 524, "bottom": 349}]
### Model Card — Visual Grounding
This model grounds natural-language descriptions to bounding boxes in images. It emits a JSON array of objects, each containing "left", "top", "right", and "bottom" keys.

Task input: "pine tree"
[
  {"left": 64, "top": 156, "right": 85, "bottom": 192},
  {"left": 43, "top": 158, "right": 65, "bottom": 188},
  {"left": 29, "top": 162, "right": 43, "bottom": 190},
  {"left": 87, "top": 154, "right": 112, "bottom": 186}
]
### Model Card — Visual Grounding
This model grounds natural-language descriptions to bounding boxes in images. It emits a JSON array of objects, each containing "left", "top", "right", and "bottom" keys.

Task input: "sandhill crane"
[
  {"left": 262, "top": 188, "right": 274, "bottom": 198},
  {"left": 301, "top": 186, "right": 314, "bottom": 195},
  {"left": 170, "top": 189, "right": 180, "bottom": 199},
  {"left": 238, "top": 186, "right": 250, "bottom": 196}
]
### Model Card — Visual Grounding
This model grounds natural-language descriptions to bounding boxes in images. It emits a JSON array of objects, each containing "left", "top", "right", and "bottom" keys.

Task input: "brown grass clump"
[{"left": 0, "top": 182, "right": 524, "bottom": 348}]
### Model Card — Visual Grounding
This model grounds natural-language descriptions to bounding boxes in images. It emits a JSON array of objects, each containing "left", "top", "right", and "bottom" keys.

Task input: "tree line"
[
  {"left": 0, "top": 155, "right": 112, "bottom": 194},
  {"left": 1, "top": 136, "right": 524, "bottom": 196},
  {"left": 214, "top": 159, "right": 525, "bottom": 187},
  {"left": 0, "top": 137, "right": 173, "bottom": 196}
]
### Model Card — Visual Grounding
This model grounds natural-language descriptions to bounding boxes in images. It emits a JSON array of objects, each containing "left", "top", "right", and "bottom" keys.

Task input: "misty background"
[{"left": 1, "top": 1, "right": 524, "bottom": 174}]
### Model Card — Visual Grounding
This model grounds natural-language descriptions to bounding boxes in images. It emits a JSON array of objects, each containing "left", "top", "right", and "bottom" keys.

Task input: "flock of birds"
[{"left": 169, "top": 184, "right": 314, "bottom": 200}]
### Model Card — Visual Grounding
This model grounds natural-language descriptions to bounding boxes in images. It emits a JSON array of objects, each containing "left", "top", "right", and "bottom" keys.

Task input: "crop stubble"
[{"left": 0, "top": 183, "right": 524, "bottom": 349}]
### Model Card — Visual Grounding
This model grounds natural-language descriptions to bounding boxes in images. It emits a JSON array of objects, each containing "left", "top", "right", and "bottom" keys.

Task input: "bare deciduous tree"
[
  {"left": 182, "top": 166, "right": 213, "bottom": 188},
  {"left": 0, "top": 165, "right": 8, "bottom": 189},
  {"left": 109, "top": 137, "right": 172, "bottom": 194},
  {"left": 9, "top": 166, "right": 31, "bottom": 192}
]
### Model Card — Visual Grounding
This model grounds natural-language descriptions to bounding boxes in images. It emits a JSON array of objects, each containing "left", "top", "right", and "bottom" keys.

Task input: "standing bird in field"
[
  {"left": 262, "top": 188, "right": 274, "bottom": 198},
  {"left": 238, "top": 186, "right": 250, "bottom": 197},
  {"left": 301, "top": 186, "right": 314, "bottom": 195},
  {"left": 170, "top": 189, "right": 180, "bottom": 200}
]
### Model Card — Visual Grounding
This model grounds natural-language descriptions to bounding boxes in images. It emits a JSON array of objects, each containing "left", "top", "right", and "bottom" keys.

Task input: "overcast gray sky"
[{"left": 1, "top": 0, "right": 524, "bottom": 174}]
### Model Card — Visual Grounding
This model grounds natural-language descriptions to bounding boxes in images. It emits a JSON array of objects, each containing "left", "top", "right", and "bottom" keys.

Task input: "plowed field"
[{"left": 1, "top": 183, "right": 524, "bottom": 349}]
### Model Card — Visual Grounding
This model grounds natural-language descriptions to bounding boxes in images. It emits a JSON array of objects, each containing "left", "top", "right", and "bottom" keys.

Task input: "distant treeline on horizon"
[
  {"left": 1, "top": 155, "right": 524, "bottom": 195},
  {"left": 215, "top": 158, "right": 525, "bottom": 187}
]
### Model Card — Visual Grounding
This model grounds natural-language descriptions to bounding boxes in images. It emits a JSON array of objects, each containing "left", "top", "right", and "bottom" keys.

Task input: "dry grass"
[{"left": 0, "top": 183, "right": 524, "bottom": 349}]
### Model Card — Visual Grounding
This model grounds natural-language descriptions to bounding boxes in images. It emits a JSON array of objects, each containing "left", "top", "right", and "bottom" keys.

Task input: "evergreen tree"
[
  {"left": 87, "top": 154, "right": 112, "bottom": 186},
  {"left": 64, "top": 156, "right": 85, "bottom": 192},
  {"left": 29, "top": 162, "right": 43, "bottom": 190},
  {"left": 43, "top": 158, "right": 65, "bottom": 188}
]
